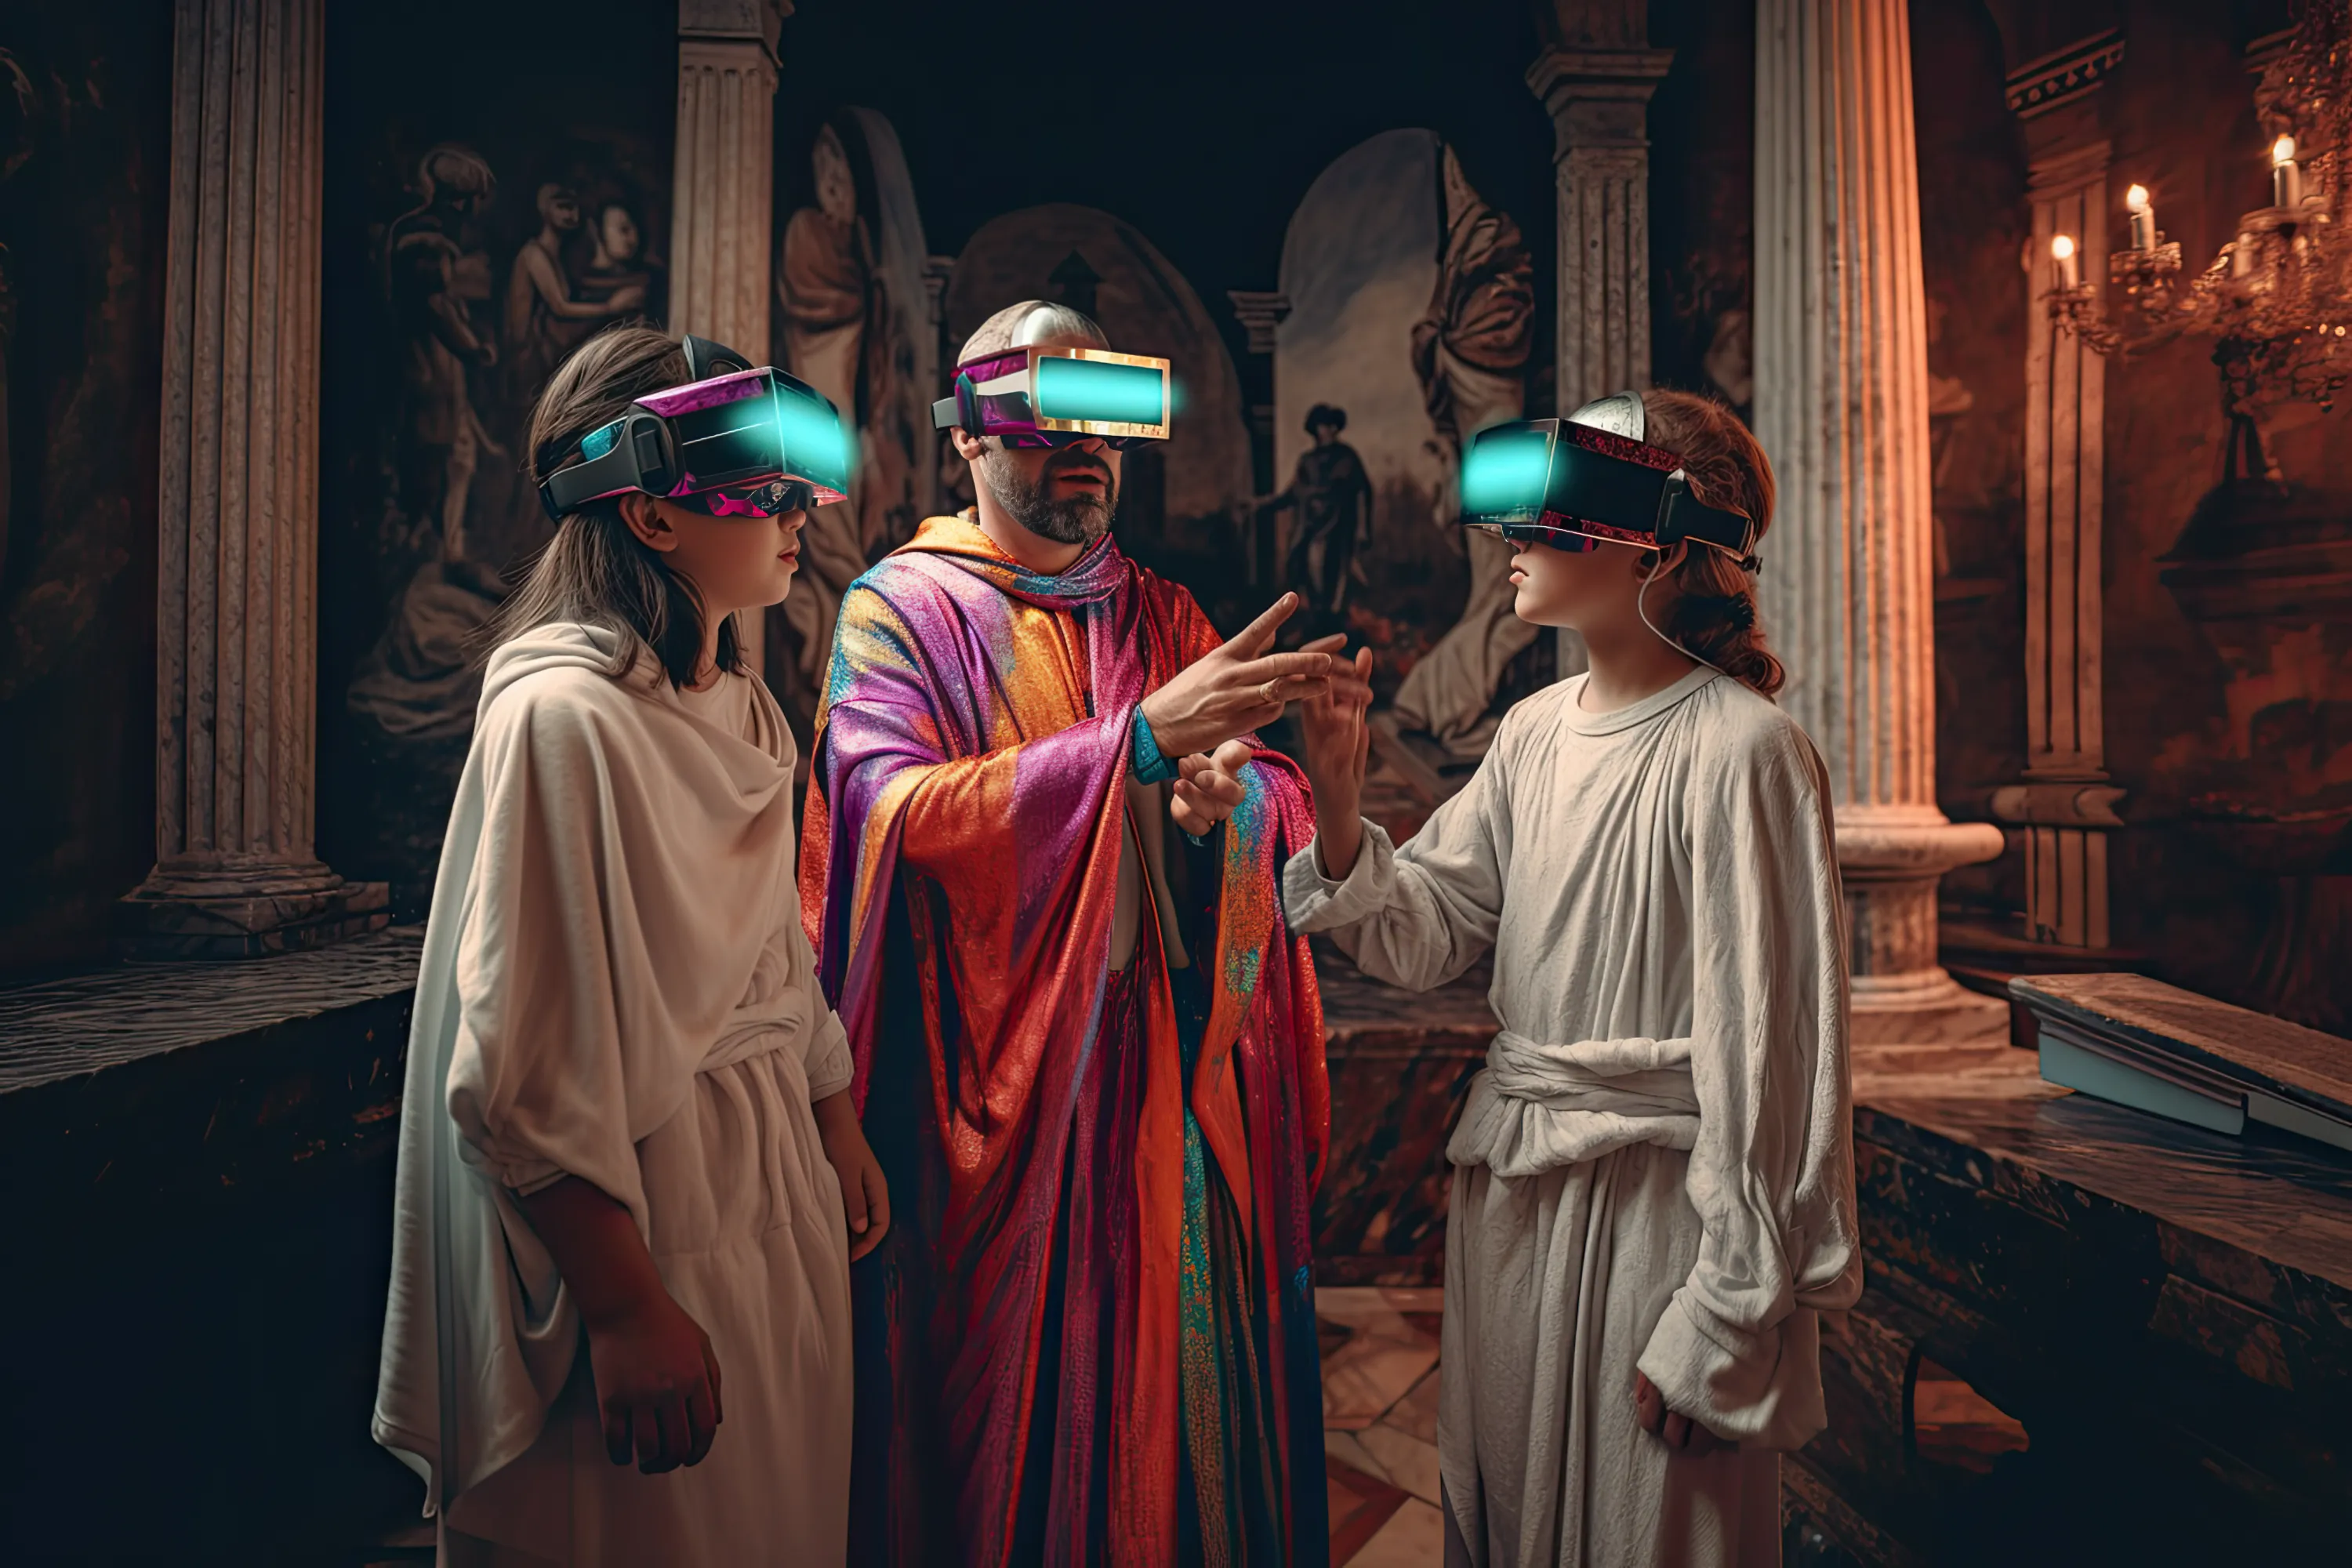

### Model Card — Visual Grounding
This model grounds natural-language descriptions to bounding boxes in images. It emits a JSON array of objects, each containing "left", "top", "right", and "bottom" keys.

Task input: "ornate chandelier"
[{"left": 2047, "top": 0, "right": 2352, "bottom": 481}]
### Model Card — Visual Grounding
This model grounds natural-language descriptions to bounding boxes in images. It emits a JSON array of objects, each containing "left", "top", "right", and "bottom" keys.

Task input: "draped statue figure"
[{"left": 1389, "top": 146, "right": 1536, "bottom": 757}]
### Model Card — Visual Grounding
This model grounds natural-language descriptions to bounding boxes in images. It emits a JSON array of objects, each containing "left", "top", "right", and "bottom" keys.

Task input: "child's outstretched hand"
[
  {"left": 814, "top": 1090, "right": 891, "bottom": 1263},
  {"left": 1296, "top": 636, "right": 1374, "bottom": 877},
  {"left": 1635, "top": 1369, "right": 1730, "bottom": 1457},
  {"left": 1171, "top": 739, "right": 1253, "bottom": 837}
]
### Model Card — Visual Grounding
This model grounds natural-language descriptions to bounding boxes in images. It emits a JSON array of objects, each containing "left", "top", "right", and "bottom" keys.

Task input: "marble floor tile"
[
  {"left": 1324, "top": 1428, "right": 1386, "bottom": 1481},
  {"left": 1348, "top": 1495, "right": 1446, "bottom": 1566},
  {"left": 1322, "top": 1332, "right": 1442, "bottom": 1429},
  {"left": 1385, "top": 1363, "right": 1441, "bottom": 1445},
  {"left": 1316, "top": 1287, "right": 1417, "bottom": 1340},
  {"left": 1327, "top": 1452, "right": 1411, "bottom": 1564},
  {"left": 1359, "top": 1423, "right": 1442, "bottom": 1506}
]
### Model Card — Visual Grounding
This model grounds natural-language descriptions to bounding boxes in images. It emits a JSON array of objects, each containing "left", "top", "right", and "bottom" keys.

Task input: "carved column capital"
[
  {"left": 1526, "top": 46, "right": 1675, "bottom": 158},
  {"left": 677, "top": 0, "right": 789, "bottom": 61},
  {"left": 1225, "top": 290, "right": 1291, "bottom": 356}
]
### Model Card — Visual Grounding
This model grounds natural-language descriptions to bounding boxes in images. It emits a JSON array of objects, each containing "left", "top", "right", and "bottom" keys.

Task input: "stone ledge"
[
  {"left": 0, "top": 928, "right": 422, "bottom": 1222},
  {"left": 114, "top": 878, "right": 391, "bottom": 960}
]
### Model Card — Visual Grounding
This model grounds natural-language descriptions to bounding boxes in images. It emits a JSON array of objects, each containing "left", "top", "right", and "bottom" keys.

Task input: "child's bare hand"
[
  {"left": 1297, "top": 639, "right": 1373, "bottom": 802},
  {"left": 584, "top": 1290, "right": 724, "bottom": 1473},
  {"left": 1297, "top": 639, "right": 1374, "bottom": 876},
  {"left": 814, "top": 1090, "right": 891, "bottom": 1262},
  {"left": 1634, "top": 1369, "right": 1729, "bottom": 1457},
  {"left": 1171, "top": 740, "right": 1252, "bottom": 836}
]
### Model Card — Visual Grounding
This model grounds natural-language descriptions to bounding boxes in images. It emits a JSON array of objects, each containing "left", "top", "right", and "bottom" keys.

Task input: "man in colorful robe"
[{"left": 803, "top": 299, "right": 1359, "bottom": 1566}]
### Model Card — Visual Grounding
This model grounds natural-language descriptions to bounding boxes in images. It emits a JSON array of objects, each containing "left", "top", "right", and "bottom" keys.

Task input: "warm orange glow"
[
  {"left": 2051, "top": 234, "right": 2078, "bottom": 260},
  {"left": 2274, "top": 135, "right": 2298, "bottom": 166},
  {"left": 2126, "top": 184, "right": 2151, "bottom": 213}
]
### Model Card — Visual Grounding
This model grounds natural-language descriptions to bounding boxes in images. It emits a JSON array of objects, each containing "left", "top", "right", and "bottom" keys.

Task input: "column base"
[
  {"left": 118, "top": 862, "right": 390, "bottom": 960},
  {"left": 1849, "top": 973, "right": 2010, "bottom": 1045},
  {"left": 1837, "top": 808, "right": 2008, "bottom": 1048}
]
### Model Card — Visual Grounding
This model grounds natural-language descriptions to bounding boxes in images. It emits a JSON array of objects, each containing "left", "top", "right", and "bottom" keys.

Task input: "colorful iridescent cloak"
[{"left": 803, "top": 516, "right": 1330, "bottom": 1568}]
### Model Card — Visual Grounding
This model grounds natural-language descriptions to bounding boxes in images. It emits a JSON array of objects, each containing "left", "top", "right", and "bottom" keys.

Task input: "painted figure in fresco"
[
  {"left": 776, "top": 122, "right": 909, "bottom": 739},
  {"left": 376, "top": 326, "right": 881, "bottom": 1566},
  {"left": 1388, "top": 147, "right": 1536, "bottom": 757},
  {"left": 807, "top": 300, "right": 1363, "bottom": 1566},
  {"left": 1290, "top": 390, "right": 1857, "bottom": 1568},
  {"left": 579, "top": 199, "right": 656, "bottom": 313},
  {"left": 1261, "top": 402, "right": 1372, "bottom": 635},
  {"left": 503, "top": 183, "right": 644, "bottom": 411},
  {"left": 385, "top": 143, "right": 500, "bottom": 564}
]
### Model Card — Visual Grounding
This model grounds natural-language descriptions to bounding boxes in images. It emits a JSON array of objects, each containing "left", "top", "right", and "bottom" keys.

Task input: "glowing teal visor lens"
[
  {"left": 668, "top": 377, "right": 851, "bottom": 499},
  {"left": 1459, "top": 424, "right": 1556, "bottom": 521},
  {"left": 1034, "top": 355, "right": 1167, "bottom": 429},
  {"left": 771, "top": 380, "right": 852, "bottom": 495}
]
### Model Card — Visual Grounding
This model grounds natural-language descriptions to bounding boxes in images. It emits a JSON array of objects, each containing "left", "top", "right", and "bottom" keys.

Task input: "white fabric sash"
[{"left": 1446, "top": 1029, "right": 1701, "bottom": 1179}]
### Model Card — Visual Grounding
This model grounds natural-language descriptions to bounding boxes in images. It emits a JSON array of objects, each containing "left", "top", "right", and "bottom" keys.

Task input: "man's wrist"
[{"left": 1130, "top": 705, "right": 1180, "bottom": 783}]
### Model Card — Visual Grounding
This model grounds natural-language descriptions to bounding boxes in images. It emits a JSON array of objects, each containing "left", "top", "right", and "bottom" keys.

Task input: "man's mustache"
[{"left": 1044, "top": 452, "right": 1112, "bottom": 483}]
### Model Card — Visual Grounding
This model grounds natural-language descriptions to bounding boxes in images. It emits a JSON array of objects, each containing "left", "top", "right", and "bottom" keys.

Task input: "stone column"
[
  {"left": 1228, "top": 289, "right": 1290, "bottom": 586},
  {"left": 1991, "top": 140, "right": 2125, "bottom": 948},
  {"left": 670, "top": 0, "right": 786, "bottom": 675},
  {"left": 1753, "top": 0, "right": 2004, "bottom": 1043},
  {"left": 120, "top": 0, "right": 387, "bottom": 959},
  {"left": 1987, "top": 35, "right": 2130, "bottom": 953},
  {"left": 1527, "top": 38, "right": 1672, "bottom": 680}
]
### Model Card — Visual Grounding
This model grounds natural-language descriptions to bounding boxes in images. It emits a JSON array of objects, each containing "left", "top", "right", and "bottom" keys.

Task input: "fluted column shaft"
[
  {"left": 1530, "top": 43, "right": 1672, "bottom": 681},
  {"left": 670, "top": 2, "right": 784, "bottom": 676},
  {"left": 125, "top": 0, "right": 384, "bottom": 956},
  {"left": 1989, "top": 143, "right": 2122, "bottom": 949},
  {"left": 1753, "top": 0, "right": 2002, "bottom": 1038}
]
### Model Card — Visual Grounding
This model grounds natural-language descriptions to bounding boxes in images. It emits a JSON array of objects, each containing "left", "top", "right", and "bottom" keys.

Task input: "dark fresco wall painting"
[
  {"left": 316, "top": 1, "right": 677, "bottom": 920},
  {"left": 0, "top": 3, "right": 173, "bottom": 972},
  {"left": 771, "top": 107, "right": 937, "bottom": 747},
  {"left": 1274, "top": 129, "right": 1537, "bottom": 758}
]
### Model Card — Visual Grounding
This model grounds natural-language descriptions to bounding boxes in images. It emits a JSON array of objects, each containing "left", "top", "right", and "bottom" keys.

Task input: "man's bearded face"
[{"left": 976, "top": 439, "right": 1122, "bottom": 546}]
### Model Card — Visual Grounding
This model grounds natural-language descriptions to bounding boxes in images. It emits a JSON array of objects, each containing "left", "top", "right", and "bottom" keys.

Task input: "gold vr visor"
[{"left": 932, "top": 344, "right": 1172, "bottom": 447}]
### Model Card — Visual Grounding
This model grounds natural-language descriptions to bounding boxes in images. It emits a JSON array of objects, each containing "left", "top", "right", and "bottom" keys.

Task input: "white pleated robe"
[
  {"left": 373, "top": 622, "right": 855, "bottom": 1567},
  {"left": 1286, "top": 666, "right": 1861, "bottom": 1568}
]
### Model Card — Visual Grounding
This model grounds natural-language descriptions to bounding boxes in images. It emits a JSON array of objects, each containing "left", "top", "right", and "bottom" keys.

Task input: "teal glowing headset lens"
[
  {"left": 1457, "top": 401, "right": 1757, "bottom": 561},
  {"left": 1034, "top": 354, "right": 1167, "bottom": 429},
  {"left": 1459, "top": 424, "right": 1555, "bottom": 522}
]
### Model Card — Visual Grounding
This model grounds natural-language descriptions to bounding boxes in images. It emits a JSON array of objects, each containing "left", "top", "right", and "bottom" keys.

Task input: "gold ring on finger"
[{"left": 1260, "top": 678, "right": 1283, "bottom": 705}]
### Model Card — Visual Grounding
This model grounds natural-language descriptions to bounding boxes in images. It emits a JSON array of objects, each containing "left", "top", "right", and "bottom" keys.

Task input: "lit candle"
[
  {"left": 2274, "top": 135, "right": 2303, "bottom": 209},
  {"left": 2126, "top": 184, "right": 2155, "bottom": 251},
  {"left": 2051, "top": 233, "right": 2081, "bottom": 290}
]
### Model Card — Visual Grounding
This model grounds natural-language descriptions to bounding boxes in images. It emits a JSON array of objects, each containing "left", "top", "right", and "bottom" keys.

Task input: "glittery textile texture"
[{"left": 805, "top": 515, "right": 1330, "bottom": 1568}]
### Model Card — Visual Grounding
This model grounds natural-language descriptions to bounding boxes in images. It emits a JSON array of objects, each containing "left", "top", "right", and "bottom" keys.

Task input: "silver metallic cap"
[{"left": 1565, "top": 390, "right": 1646, "bottom": 442}]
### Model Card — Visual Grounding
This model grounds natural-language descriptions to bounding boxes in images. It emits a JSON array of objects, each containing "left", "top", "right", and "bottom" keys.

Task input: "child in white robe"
[
  {"left": 1287, "top": 390, "right": 1859, "bottom": 1568},
  {"left": 373, "top": 326, "right": 885, "bottom": 1567}
]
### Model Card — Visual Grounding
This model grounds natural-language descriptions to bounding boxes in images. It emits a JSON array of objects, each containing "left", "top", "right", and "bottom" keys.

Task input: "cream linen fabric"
[
  {"left": 1285, "top": 666, "right": 1860, "bottom": 1568},
  {"left": 373, "top": 622, "right": 855, "bottom": 1567}
]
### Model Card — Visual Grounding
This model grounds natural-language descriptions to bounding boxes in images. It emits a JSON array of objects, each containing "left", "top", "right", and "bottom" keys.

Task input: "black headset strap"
[
  {"left": 538, "top": 412, "right": 673, "bottom": 521},
  {"left": 1549, "top": 441, "right": 1753, "bottom": 557},
  {"left": 1655, "top": 474, "right": 1755, "bottom": 555}
]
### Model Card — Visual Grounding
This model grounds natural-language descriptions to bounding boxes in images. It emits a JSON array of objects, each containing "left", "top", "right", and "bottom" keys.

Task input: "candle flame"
[
  {"left": 2050, "top": 234, "right": 2077, "bottom": 260},
  {"left": 2126, "top": 184, "right": 2151, "bottom": 212},
  {"left": 2274, "top": 135, "right": 2297, "bottom": 166}
]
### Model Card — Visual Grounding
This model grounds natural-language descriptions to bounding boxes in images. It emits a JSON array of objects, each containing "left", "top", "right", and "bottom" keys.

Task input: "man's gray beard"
[{"left": 978, "top": 449, "right": 1118, "bottom": 546}]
